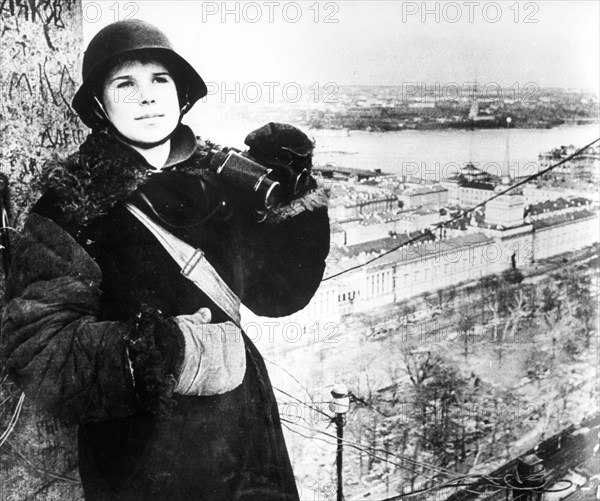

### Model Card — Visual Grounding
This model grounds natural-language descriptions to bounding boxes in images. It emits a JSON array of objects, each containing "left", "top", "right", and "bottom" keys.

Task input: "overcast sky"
[{"left": 82, "top": 1, "right": 599, "bottom": 91}]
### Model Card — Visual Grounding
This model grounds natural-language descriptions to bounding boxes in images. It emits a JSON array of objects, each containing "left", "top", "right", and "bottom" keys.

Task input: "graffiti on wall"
[
  {"left": 0, "top": 0, "right": 86, "bottom": 223},
  {"left": 0, "top": 0, "right": 80, "bottom": 49},
  {"left": 1, "top": 1, "right": 85, "bottom": 499}
]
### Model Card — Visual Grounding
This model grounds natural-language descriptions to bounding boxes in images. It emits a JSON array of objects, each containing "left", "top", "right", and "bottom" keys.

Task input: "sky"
[{"left": 81, "top": 1, "right": 600, "bottom": 91}]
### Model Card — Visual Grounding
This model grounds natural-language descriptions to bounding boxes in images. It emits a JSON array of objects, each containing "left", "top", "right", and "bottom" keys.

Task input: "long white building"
[{"left": 251, "top": 205, "right": 598, "bottom": 329}]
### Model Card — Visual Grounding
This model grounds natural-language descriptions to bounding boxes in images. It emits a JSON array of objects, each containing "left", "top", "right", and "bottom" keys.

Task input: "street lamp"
[{"left": 330, "top": 384, "right": 350, "bottom": 501}]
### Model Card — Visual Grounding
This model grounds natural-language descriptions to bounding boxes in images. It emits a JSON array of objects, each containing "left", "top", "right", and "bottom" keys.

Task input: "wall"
[
  {"left": 0, "top": 0, "right": 86, "bottom": 226},
  {"left": 1, "top": 1, "right": 85, "bottom": 498}
]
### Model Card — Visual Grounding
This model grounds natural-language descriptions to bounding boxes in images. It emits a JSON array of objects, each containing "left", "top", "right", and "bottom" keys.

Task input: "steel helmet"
[{"left": 72, "top": 19, "right": 207, "bottom": 129}]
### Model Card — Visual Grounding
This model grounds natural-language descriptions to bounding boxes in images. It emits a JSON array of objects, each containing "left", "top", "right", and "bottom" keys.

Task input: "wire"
[
  {"left": 287, "top": 405, "right": 480, "bottom": 482},
  {"left": 285, "top": 410, "right": 560, "bottom": 497},
  {"left": 324, "top": 229, "right": 435, "bottom": 281},
  {"left": 274, "top": 385, "right": 332, "bottom": 421},
  {"left": 0, "top": 392, "right": 25, "bottom": 448},
  {"left": 269, "top": 362, "right": 459, "bottom": 479},
  {"left": 281, "top": 420, "right": 339, "bottom": 448},
  {"left": 265, "top": 356, "right": 327, "bottom": 414},
  {"left": 3, "top": 441, "right": 80, "bottom": 485},
  {"left": 275, "top": 387, "right": 338, "bottom": 434},
  {"left": 503, "top": 474, "right": 574, "bottom": 493},
  {"left": 378, "top": 469, "right": 576, "bottom": 500},
  {"left": 281, "top": 417, "right": 429, "bottom": 479},
  {"left": 281, "top": 417, "right": 449, "bottom": 482},
  {"left": 271, "top": 362, "right": 473, "bottom": 483},
  {"left": 284, "top": 410, "right": 574, "bottom": 499},
  {"left": 323, "top": 136, "right": 600, "bottom": 281},
  {"left": 349, "top": 392, "right": 392, "bottom": 418}
]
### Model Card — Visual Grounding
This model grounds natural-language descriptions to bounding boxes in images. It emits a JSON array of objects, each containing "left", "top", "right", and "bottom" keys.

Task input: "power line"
[
  {"left": 285, "top": 413, "right": 526, "bottom": 500},
  {"left": 281, "top": 417, "right": 455, "bottom": 481},
  {"left": 282, "top": 417, "right": 433, "bottom": 481},
  {"left": 274, "top": 385, "right": 332, "bottom": 423},
  {"left": 265, "top": 356, "right": 323, "bottom": 410},
  {"left": 275, "top": 376, "right": 484, "bottom": 481},
  {"left": 323, "top": 137, "right": 600, "bottom": 281}
]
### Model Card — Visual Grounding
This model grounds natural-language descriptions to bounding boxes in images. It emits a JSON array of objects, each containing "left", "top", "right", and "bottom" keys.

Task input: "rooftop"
[
  {"left": 531, "top": 209, "right": 598, "bottom": 230},
  {"left": 398, "top": 184, "right": 448, "bottom": 196},
  {"left": 325, "top": 232, "right": 493, "bottom": 278}
]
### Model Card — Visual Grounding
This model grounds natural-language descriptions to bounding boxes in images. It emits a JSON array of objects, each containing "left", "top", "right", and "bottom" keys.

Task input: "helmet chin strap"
[{"left": 93, "top": 95, "right": 184, "bottom": 149}]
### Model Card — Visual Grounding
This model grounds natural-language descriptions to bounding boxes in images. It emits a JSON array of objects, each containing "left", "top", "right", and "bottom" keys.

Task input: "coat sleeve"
[
  {"left": 0, "top": 213, "right": 182, "bottom": 423},
  {"left": 238, "top": 187, "right": 330, "bottom": 318}
]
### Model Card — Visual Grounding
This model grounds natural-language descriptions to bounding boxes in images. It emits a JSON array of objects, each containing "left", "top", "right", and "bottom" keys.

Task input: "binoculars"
[{"left": 207, "top": 148, "right": 309, "bottom": 210}]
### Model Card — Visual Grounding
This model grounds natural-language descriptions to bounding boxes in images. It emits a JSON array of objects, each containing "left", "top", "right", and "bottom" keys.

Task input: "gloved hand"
[
  {"left": 127, "top": 304, "right": 186, "bottom": 415},
  {"left": 244, "top": 122, "right": 316, "bottom": 201},
  {"left": 172, "top": 308, "right": 246, "bottom": 396}
]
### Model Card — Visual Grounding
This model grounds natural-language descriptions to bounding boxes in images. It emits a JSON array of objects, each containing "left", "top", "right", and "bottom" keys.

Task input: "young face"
[{"left": 101, "top": 59, "right": 180, "bottom": 144}]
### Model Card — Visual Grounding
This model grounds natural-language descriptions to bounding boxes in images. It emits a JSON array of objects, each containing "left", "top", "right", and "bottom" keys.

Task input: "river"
[
  {"left": 310, "top": 123, "right": 600, "bottom": 179},
  {"left": 186, "top": 113, "right": 599, "bottom": 180}
]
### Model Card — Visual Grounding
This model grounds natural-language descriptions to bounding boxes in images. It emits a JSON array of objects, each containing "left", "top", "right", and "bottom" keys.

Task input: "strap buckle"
[{"left": 181, "top": 249, "right": 205, "bottom": 277}]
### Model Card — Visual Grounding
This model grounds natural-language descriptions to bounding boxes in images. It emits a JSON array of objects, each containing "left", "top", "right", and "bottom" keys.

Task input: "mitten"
[
  {"left": 172, "top": 308, "right": 246, "bottom": 396},
  {"left": 244, "top": 122, "right": 316, "bottom": 201}
]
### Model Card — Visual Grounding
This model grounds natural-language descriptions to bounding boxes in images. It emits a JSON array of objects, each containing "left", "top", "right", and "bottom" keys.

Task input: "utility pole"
[{"left": 330, "top": 383, "right": 350, "bottom": 501}]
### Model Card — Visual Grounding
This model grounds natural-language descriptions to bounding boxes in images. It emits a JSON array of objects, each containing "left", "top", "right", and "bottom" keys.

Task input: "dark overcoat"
[{"left": 0, "top": 124, "right": 330, "bottom": 500}]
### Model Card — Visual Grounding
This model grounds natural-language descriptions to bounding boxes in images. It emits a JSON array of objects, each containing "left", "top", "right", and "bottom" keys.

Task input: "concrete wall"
[
  {"left": 1, "top": 1, "right": 85, "bottom": 498},
  {"left": 0, "top": 0, "right": 86, "bottom": 226}
]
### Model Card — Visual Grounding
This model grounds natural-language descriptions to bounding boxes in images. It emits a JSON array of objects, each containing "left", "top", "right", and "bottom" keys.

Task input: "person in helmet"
[{"left": 1, "top": 19, "right": 329, "bottom": 501}]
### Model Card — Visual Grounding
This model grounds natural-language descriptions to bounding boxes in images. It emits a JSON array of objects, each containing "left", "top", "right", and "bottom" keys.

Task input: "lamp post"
[{"left": 330, "top": 383, "right": 350, "bottom": 501}]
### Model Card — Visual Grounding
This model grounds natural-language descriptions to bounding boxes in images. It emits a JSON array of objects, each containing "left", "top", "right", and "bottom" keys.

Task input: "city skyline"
[{"left": 82, "top": 1, "right": 600, "bottom": 91}]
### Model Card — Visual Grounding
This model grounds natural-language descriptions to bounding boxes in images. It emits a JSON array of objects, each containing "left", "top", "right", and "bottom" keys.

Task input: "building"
[
  {"left": 344, "top": 196, "right": 398, "bottom": 218},
  {"left": 270, "top": 207, "right": 598, "bottom": 328},
  {"left": 522, "top": 184, "right": 600, "bottom": 204},
  {"left": 337, "top": 212, "right": 405, "bottom": 245},
  {"left": 441, "top": 163, "right": 500, "bottom": 206},
  {"left": 456, "top": 180, "right": 497, "bottom": 206},
  {"left": 249, "top": 160, "right": 600, "bottom": 329},
  {"left": 397, "top": 184, "right": 448, "bottom": 209},
  {"left": 539, "top": 144, "right": 600, "bottom": 183},
  {"left": 485, "top": 189, "right": 525, "bottom": 228},
  {"left": 396, "top": 207, "right": 441, "bottom": 233}
]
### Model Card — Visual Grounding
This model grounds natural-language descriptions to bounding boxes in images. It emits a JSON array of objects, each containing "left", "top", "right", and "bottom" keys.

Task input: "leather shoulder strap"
[{"left": 125, "top": 202, "right": 241, "bottom": 326}]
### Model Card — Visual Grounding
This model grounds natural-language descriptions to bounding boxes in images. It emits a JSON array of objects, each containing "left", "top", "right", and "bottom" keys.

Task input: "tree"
[
  {"left": 502, "top": 268, "right": 524, "bottom": 285},
  {"left": 401, "top": 348, "right": 469, "bottom": 466},
  {"left": 479, "top": 274, "right": 500, "bottom": 324},
  {"left": 540, "top": 285, "right": 559, "bottom": 315},
  {"left": 491, "top": 289, "right": 531, "bottom": 367},
  {"left": 574, "top": 295, "right": 597, "bottom": 349},
  {"left": 486, "top": 279, "right": 512, "bottom": 344},
  {"left": 456, "top": 305, "right": 475, "bottom": 361},
  {"left": 523, "top": 348, "right": 551, "bottom": 387},
  {"left": 522, "top": 283, "right": 539, "bottom": 319},
  {"left": 398, "top": 303, "right": 416, "bottom": 325}
]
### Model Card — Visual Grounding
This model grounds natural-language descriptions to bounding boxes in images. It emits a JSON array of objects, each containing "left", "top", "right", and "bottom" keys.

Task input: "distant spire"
[
  {"left": 468, "top": 76, "right": 479, "bottom": 120},
  {"left": 502, "top": 117, "right": 512, "bottom": 184},
  {"left": 469, "top": 129, "right": 473, "bottom": 163}
]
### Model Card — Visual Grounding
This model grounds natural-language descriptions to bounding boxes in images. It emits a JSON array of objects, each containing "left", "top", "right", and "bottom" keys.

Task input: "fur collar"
[{"left": 40, "top": 127, "right": 212, "bottom": 226}]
